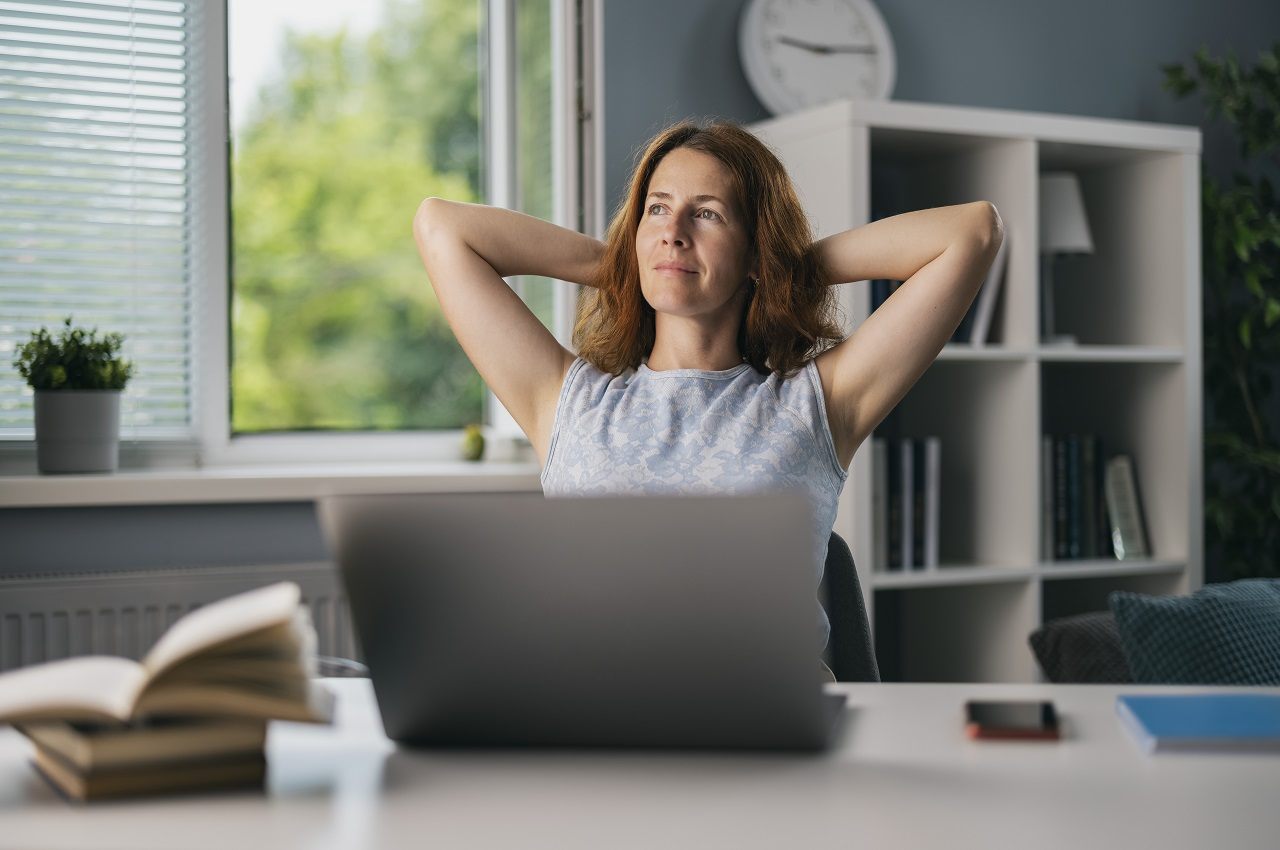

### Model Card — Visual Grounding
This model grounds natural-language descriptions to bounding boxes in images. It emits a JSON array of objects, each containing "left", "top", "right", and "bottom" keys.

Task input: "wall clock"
[{"left": 739, "top": 0, "right": 896, "bottom": 115}]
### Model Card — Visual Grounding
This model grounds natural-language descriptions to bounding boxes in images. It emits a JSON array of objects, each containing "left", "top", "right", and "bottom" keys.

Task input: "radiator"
[{"left": 0, "top": 562, "right": 359, "bottom": 674}]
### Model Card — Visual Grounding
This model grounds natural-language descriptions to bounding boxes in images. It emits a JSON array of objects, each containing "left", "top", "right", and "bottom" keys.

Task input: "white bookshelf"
[{"left": 749, "top": 98, "right": 1202, "bottom": 683}]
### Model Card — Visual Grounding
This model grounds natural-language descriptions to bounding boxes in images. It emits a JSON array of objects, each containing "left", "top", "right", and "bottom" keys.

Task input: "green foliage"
[
  {"left": 12, "top": 317, "right": 134, "bottom": 391},
  {"left": 230, "top": 0, "right": 496, "bottom": 432},
  {"left": 1163, "top": 43, "right": 1280, "bottom": 580}
]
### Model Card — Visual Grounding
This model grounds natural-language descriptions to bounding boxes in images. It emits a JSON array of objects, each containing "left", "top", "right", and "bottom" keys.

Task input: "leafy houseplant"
[
  {"left": 1162, "top": 44, "right": 1280, "bottom": 581},
  {"left": 12, "top": 317, "right": 135, "bottom": 474}
]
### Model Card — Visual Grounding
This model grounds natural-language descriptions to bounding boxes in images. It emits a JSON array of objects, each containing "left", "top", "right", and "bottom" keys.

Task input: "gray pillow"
[
  {"left": 1109, "top": 579, "right": 1280, "bottom": 686},
  {"left": 1029, "top": 611, "right": 1131, "bottom": 684}
]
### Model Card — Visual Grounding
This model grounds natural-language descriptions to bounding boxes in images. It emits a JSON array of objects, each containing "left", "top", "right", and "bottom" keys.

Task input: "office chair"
[{"left": 819, "top": 532, "right": 881, "bottom": 682}]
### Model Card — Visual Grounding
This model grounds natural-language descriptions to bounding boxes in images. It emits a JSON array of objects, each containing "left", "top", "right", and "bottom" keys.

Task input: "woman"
[{"left": 413, "top": 119, "right": 1003, "bottom": 671}]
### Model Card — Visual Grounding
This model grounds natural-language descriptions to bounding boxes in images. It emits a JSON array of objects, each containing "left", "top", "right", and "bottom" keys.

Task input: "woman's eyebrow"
[{"left": 647, "top": 191, "right": 728, "bottom": 206}]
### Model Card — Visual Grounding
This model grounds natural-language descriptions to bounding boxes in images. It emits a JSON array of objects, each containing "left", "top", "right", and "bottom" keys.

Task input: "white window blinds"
[{"left": 0, "top": 0, "right": 198, "bottom": 439}]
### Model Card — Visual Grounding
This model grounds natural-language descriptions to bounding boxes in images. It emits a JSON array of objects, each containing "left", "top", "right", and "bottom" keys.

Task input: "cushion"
[
  {"left": 1109, "top": 579, "right": 1280, "bottom": 686},
  {"left": 1029, "top": 611, "right": 1131, "bottom": 684}
]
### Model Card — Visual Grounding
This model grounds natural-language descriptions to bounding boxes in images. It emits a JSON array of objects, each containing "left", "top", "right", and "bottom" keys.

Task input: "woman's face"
[{"left": 635, "top": 147, "right": 755, "bottom": 322}]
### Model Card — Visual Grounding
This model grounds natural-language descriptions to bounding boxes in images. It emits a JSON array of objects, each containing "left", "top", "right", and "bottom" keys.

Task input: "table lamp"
[{"left": 1039, "top": 172, "right": 1094, "bottom": 345}]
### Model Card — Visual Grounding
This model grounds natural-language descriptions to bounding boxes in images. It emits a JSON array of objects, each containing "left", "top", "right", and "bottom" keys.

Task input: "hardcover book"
[
  {"left": 0, "top": 582, "right": 334, "bottom": 728},
  {"left": 1117, "top": 694, "right": 1280, "bottom": 753}
]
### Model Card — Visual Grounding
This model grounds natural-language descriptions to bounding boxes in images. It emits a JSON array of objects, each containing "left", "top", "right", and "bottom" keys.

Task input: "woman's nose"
[{"left": 661, "top": 213, "right": 688, "bottom": 246}]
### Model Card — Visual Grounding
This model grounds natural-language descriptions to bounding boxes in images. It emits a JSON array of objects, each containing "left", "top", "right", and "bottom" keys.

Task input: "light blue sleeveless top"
[{"left": 540, "top": 356, "right": 849, "bottom": 648}]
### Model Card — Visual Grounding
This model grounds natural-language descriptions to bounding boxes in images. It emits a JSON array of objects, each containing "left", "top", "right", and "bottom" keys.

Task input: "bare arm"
[
  {"left": 814, "top": 201, "right": 1005, "bottom": 466},
  {"left": 413, "top": 199, "right": 605, "bottom": 461},
  {"left": 417, "top": 199, "right": 604, "bottom": 286},
  {"left": 813, "top": 201, "right": 995, "bottom": 285}
]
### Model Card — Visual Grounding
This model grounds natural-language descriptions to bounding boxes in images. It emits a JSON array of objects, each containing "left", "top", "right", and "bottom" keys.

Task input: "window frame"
[{"left": 194, "top": 0, "right": 602, "bottom": 467}]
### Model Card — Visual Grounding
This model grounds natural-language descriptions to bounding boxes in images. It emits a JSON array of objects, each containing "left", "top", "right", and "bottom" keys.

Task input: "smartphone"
[{"left": 964, "top": 700, "right": 1060, "bottom": 740}]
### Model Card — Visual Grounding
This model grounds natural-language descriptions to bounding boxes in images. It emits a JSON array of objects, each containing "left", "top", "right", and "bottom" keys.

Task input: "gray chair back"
[{"left": 819, "top": 532, "right": 880, "bottom": 682}]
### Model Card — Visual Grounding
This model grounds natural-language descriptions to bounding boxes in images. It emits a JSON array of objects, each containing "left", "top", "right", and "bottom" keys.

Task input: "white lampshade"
[{"left": 1039, "top": 172, "right": 1093, "bottom": 254}]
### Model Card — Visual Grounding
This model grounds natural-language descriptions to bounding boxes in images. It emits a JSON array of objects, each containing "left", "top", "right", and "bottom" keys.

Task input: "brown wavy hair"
[{"left": 573, "top": 118, "right": 844, "bottom": 377}]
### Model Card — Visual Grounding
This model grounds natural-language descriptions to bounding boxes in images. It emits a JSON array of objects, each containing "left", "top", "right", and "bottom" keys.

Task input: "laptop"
[{"left": 316, "top": 491, "right": 846, "bottom": 751}]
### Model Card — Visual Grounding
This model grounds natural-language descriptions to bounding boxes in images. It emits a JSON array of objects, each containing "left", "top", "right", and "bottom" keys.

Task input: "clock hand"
[{"left": 776, "top": 35, "right": 877, "bottom": 55}]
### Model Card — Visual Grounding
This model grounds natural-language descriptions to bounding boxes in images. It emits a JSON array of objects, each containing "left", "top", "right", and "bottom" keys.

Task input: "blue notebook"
[{"left": 1116, "top": 694, "right": 1280, "bottom": 754}]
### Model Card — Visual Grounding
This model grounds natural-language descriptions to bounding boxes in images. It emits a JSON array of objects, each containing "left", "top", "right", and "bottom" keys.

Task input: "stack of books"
[
  {"left": 872, "top": 436, "right": 942, "bottom": 571},
  {"left": 0, "top": 582, "right": 334, "bottom": 802},
  {"left": 1041, "top": 436, "right": 1150, "bottom": 562}
]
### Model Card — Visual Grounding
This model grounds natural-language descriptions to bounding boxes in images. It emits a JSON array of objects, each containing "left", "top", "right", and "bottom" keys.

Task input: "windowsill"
[{"left": 0, "top": 460, "right": 543, "bottom": 508}]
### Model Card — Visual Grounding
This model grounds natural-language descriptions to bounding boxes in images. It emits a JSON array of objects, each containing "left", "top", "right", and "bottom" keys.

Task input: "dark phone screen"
[{"left": 965, "top": 700, "right": 1058, "bottom": 731}]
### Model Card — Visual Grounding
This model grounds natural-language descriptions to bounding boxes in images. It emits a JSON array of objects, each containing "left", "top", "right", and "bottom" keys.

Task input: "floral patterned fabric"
[{"left": 540, "top": 356, "right": 849, "bottom": 648}]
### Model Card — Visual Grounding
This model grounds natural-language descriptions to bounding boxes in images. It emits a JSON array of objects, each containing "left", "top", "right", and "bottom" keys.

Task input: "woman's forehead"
[{"left": 648, "top": 148, "right": 738, "bottom": 206}]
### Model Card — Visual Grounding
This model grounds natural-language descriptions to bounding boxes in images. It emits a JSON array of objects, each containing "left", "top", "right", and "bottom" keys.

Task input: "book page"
[
  {"left": 134, "top": 678, "right": 335, "bottom": 724},
  {"left": 141, "top": 582, "right": 301, "bottom": 679},
  {"left": 0, "top": 657, "right": 146, "bottom": 725}
]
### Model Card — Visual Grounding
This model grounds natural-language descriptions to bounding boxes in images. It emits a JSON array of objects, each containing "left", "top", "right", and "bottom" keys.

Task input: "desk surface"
[{"left": 1, "top": 679, "right": 1277, "bottom": 850}]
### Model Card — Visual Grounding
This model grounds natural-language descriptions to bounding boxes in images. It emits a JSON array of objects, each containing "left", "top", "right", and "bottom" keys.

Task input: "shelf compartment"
[
  {"left": 1040, "top": 572, "right": 1185, "bottom": 624},
  {"left": 869, "top": 131, "right": 1037, "bottom": 349},
  {"left": 876, "top": 359, "right": 1038, "bottom": 569},
  {"left": 875, "top": 581, "right": 1039, "bottom": 683},
  {"left": 1040, "top": 361, "right": 1189, "bottom": 568},
  {"left": 1037, "top": 143, "right": 1194, "bottom": 348}
]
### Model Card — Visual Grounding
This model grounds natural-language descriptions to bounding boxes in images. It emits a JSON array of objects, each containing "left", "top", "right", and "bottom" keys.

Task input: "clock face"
[{"left": 739, "top": 0, "right": 896, "bottom": 115}]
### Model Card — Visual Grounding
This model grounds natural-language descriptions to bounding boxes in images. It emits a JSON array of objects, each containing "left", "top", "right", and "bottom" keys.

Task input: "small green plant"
[{"left": 12, "top": 317, "right": 134, "bottom": 391}]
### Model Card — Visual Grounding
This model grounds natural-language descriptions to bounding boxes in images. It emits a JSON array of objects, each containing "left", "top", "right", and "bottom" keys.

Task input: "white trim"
[
  {"left": 193, "top": 0, "right": 231, "bottom": 466},
  {"left": 0, "top": 462, "right": 542, "bottom": 508},
  {"left": 748, "top": 98, "right": 1201, "bottom": 154},
  {"left": 483, "top": 0, "right": 523, "bottom": 439}
]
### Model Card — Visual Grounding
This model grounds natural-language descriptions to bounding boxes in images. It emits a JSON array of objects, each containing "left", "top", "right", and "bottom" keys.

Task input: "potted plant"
[
  {"left": 12, "top": 317, "right": 135, "bottom": 474},
  {"left": 1162, "top": 45, "right": 1280, "bottom": 580}
]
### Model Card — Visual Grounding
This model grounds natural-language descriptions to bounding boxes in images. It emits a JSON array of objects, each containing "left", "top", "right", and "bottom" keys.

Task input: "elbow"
[
  {"left": 970, "top": 201, "right": 1004, "bottom": 252},
  {"left": 413, "top": 196, "right": 452, "bottom": 240}
]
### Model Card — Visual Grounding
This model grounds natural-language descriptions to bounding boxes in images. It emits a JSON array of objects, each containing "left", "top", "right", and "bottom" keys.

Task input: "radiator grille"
[{"left": 0, "top": 563, "right": 358, "bottom": 673}]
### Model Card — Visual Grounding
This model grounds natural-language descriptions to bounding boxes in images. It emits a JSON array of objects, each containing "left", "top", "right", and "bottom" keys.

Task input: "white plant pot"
[{"left": 33, "top": 390, "right": 122, "bottom": 474}]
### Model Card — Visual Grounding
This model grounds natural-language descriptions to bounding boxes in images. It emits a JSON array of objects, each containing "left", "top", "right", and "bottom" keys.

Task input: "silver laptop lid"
[{"left": 318, "top": 491, "right": 833, "bottom": 749}]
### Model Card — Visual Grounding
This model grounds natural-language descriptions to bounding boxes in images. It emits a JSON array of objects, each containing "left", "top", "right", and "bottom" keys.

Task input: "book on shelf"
[
  {"left": 923, "top": 437, "right": 941, "bottom": 570},
  {"left": 0, "top": 581, "right": 334, "bottom": 728},
  {"left": 1052, "top": 437, "right": 1069, "bottom": 560},
  {"left": 1117, "top": 694, "right": 1280, "bottom": 754},
  {"left": 1040, "top": 435, "right": 1054, "bottom": 561},
  {"left": 872, "top": 435, "right": 941, "bottom": 572},
  {"left": 872, "top": 438, "right": 889, "bottom": 572},
  {"left": 1106, "top": 454, "right": 1151, "bottom": 560},
  {"left": 1066, "top": 435, "right": 1081, "bottom": 559},
  {"left": 900, "top": 439, "right": 914, "bottom": 570},
  {"left": 911, "top": 438, "right": 925, "bottom": 571},
  {"left": 887, "top": 436, "right": 902, "bottom": 571},
  {"left": 1044, "top": 434, "right": 1140, "bottom": 564},
  {"left": 954, "top": 226, "right": 1010, "bottom": 346}
]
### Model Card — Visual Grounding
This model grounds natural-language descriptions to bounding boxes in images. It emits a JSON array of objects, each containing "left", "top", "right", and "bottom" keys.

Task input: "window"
[
  {"left": 0, "top": 0, "right": 199, "bottom": 442},
  {"left": 2, "top": 0, "right": 596, "bottom": 466},
  {"left": 227, "top": 0, "right": 488, "bottom": 434}
]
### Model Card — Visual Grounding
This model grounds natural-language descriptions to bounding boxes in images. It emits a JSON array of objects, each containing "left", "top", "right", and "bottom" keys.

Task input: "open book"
[{"left": 0, "top": 582, "right": 334, "bottom": 727}]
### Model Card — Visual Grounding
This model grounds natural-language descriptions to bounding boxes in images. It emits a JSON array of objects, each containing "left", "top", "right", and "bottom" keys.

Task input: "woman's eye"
[{"left": 697, "top": 209, "right": 721, "bottom": 221}]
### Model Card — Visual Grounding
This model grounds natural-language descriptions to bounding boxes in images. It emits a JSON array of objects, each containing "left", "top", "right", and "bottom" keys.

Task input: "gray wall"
[
  {"left": 4, "top": 0, "right": 1278, "bottom": 578},
  {"left": 604, "top": 0, "right": 1280, "bottom": 210}
]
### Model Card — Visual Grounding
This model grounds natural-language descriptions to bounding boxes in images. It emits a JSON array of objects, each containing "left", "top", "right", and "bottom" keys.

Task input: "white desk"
[{"left": 1, "top": 679, "right": 1277, "bottom": 850}]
